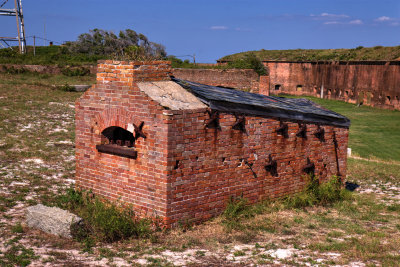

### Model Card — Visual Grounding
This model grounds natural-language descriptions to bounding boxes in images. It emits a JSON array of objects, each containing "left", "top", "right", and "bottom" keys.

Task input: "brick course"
[{"left": 75, "top": 60, "right": 349, "bottom": 227}]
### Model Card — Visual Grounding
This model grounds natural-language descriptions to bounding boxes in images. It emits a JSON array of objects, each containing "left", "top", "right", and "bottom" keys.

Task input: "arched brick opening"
[{"left": 101, "top": 126, "right": 135, "bottom": 147}]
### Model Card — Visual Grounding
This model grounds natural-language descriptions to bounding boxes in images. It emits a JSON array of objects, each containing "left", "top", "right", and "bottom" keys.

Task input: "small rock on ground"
[{"left": 26, "top": 204, "right": 82, "bottom": 238}]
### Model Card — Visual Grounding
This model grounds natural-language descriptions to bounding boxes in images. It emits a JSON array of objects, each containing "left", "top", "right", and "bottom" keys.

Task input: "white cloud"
[
  {"left": 320, "top": 13, "right": 349, "bottom": 18},
  {"left": 324, "top": 21, "right": 340, "bottom": 25},
  {"left": 323, "top": 19, "right": 363, "bottom": 26},
  {"left": 375, "top": 16, "right": 391, "bottom": 22},
  {"left": 210, "top": 26, "right": 228, "bottom": 30},
  {"left": 373, "top": 16, "right": 400, "bottom": 26},
  {"left": 311, "top": 13, "right": 349, "bottom": 19},
  {"left": 349, "top": 19, "right": 363, "bottom": 25}
]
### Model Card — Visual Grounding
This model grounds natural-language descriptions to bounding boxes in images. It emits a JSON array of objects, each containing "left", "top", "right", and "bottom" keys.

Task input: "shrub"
[
  {"left": 56, "top": 187, "right": 84, "bottom": 210},
  {"left": 84, "top": 197, "right": 151, "bottom": 242},
  {"left": 228, "top": 53, "right": 267, "bottom": 76},
  {"left": 223, "top": 196, "right": 248, "bottom": 222},
  {"left": 167, "top": 55, "right": 198, "bottom": 68},
  {"left": 222, "top": 196, "right": 259, "bottom": 230},
  {"left": 284, "top": 176, "right": 353, "bottom": 209},
  {"left": 56, "top": 187, "right": 152, "bottom": 242},
  {"left": 220, "top": 176, "right": 352, "bottom": 229}
]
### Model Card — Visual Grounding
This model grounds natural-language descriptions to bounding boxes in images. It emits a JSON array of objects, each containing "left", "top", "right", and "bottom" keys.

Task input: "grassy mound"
[{"left": 220, "top": 45, "right": 400, "bottom": 62}]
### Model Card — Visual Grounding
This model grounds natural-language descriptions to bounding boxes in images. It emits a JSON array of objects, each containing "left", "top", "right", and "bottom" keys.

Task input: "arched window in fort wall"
[
  {"left": 275, "top": 84, "right": 281, "bottom": 91},
  {"left": 296, "top": 85, "right": 303, "bottom": 92}
]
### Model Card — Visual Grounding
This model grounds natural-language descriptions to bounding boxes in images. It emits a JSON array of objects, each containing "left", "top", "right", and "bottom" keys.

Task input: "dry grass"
[{"left": 0, "top": 72, "right": 399, "bottom": 266}]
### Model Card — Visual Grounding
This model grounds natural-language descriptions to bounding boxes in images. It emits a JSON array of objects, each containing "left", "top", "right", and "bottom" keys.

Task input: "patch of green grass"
[
  {"left": 98, "top": 247, "right": 117, "bottom": 260},
  {"left": 11, "top": 223, "right": 24, "bottom": 234},
  {"left": 233, "top": 250, "right": 246, "bottom": 257},
  {"left": 0, "top": 45, "right": 102, "bottom": 65},
  {"left": 347, "top": 158, "right": 400, "bottom": 185},
  {"left": 145, "top": 256, "right": 173, "bottom": 266},
  {"left": 0, "top": 244, "right": 39, "bottom": 267},
  {"left": 195, "top": 250, "right": 206, "bottom": 257},
  {"left": 307, "top": 223, "right": 317, "bottom": 230},
  {"left": 387, "top": 204, "right": 400, "bottom": 212},
  {"left": 293, "top": 217, "right": 304, "bottom": 224},
  {"left": 327, "top": 230, "right": 343, "bottom": 238},
  {"left": 0, "top": 71, "right": 95, "bottom": 87},
  {"left": 309, "top": 240, "right": 350, "bottom": 252}
]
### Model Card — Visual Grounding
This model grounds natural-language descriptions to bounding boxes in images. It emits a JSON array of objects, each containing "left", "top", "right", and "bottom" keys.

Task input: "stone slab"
[
  {"left": 26, "top": 204, "right": 82, "bottom": 238},
  {"left": 137, "top": 81, "right": 207, "bottom": 110},
  {"left": 73, "top": 85, "right": 92, "bottom": 92}
]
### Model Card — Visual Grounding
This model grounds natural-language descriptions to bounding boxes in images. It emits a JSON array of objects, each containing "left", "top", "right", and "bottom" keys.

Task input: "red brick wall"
[
  {"left": 172, "top": 68, "right": 263, "bottom": 93},
  {"left": 76, "top": 60, "right": 349, "bottom": 227},
  {"left": 75, "top": 60, "right": 172, "bottom": 220},
  {"left": 264, "top": 61, "right": 400, "bottom": 110},
  {"left": 166, "top": 110, "right": 348, "bottom": 225},
  {"left": 259, "top": 75, "right": 270, "bottom": 96}
]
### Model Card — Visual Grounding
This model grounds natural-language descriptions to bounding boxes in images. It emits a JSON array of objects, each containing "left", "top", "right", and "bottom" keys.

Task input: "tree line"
[{"left": 65, "top": 28, "right": 167, "bottom": 60}]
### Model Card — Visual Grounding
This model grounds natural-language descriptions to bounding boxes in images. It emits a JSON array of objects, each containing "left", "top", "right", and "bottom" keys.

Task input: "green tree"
[{"left": 67, "top": 29, "right": 167, "bottom": 60}]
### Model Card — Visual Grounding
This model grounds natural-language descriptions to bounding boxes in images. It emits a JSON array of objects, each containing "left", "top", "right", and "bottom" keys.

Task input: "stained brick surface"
[
  {"left": 264, "top": 61, "right": 400, "bottom": 110},
  {"left": 172, "top": 68, "right": 264, "bottom": 93},
  {"left": 76, "top": 60, "right": 349, "bottom": 227}
]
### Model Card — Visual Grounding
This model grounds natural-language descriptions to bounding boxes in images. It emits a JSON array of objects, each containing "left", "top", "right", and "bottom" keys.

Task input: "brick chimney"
[{"left": 96, "top": 60, "right": 172, "bottom": 86}]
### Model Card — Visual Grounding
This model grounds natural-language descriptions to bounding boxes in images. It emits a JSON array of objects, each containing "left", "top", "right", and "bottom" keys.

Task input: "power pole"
[{"left": 0, "top": 0, "right": 26, "bottom": 54}]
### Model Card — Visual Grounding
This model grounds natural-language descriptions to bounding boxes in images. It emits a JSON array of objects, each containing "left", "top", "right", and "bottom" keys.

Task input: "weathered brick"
[{"left": 76, "top": 60, "right": 349, "bottom": 228}]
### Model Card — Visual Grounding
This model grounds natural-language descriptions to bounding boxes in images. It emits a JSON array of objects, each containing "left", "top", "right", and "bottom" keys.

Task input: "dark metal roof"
[{"left": 172, "top": 78, "right": 350, "bottom": 128}]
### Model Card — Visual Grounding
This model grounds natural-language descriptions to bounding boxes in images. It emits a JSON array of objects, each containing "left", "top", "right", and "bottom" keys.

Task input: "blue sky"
[{"left": 1, "top": 0, "right": 399, "bottom": 62}]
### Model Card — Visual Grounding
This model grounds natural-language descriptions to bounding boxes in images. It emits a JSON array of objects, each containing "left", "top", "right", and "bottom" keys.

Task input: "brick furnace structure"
[{"left": 75, "top": 60, "right": 350, "bottom": 226}]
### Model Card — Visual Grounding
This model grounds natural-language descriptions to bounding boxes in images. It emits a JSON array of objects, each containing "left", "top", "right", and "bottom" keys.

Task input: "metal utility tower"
[{"left": 0, "top": 0, "right": 26, "bottom": 53}]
